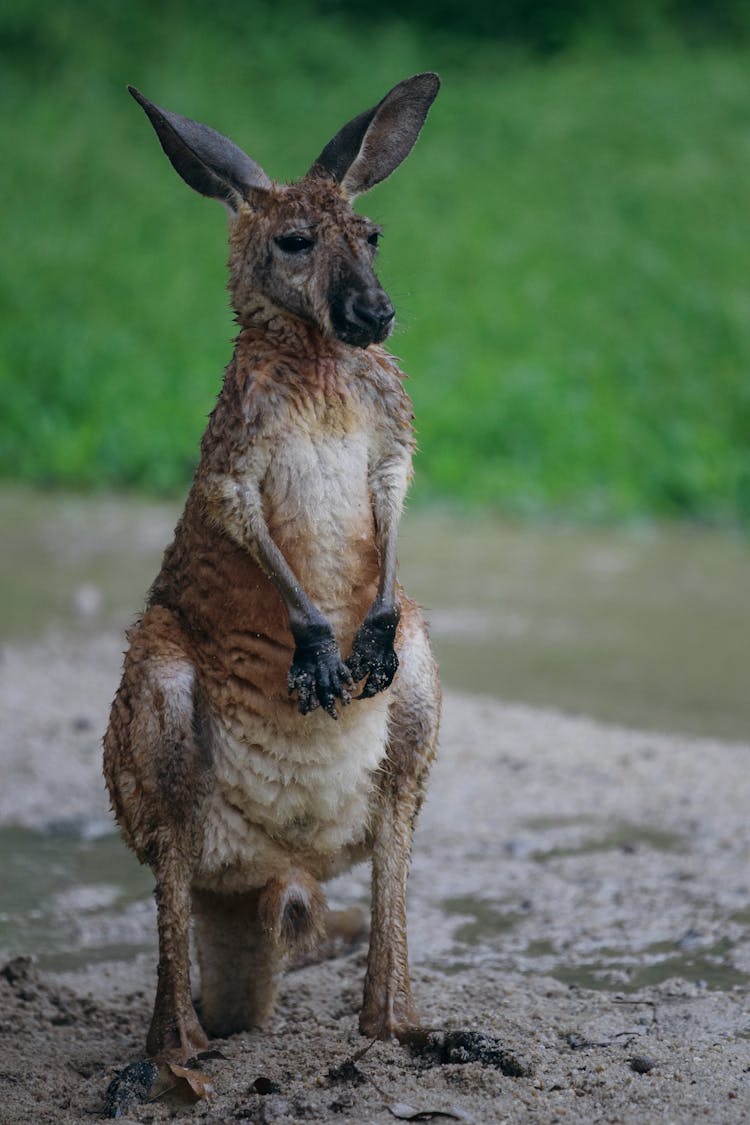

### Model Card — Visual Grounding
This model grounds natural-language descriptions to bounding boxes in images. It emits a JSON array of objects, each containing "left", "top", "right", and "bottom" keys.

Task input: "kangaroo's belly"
[{"left": 195, "top": 694, "right": 389, "bottom": 892}]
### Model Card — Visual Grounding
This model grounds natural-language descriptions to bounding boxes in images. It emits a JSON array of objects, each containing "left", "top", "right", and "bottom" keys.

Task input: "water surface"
[{"left": 2, "top": 488, "right": 748, "bottom": 740}]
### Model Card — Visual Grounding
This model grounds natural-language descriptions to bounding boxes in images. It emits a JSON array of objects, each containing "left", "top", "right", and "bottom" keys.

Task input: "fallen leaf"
[
  {"left": 167, "top": 1062, "right": 214, "bottom": 1101},
  {"left": 387, "top": 1102, "right": 463, "bottom": 1121}
]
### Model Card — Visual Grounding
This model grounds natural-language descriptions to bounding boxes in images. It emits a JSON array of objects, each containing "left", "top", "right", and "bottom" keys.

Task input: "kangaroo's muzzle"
[{"left": 330, "top": 285, "right": 395, "bottom": 348}]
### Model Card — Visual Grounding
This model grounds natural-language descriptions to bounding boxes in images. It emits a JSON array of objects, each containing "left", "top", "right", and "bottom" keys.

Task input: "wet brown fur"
[{"left": 104, "top": 85, "right": 441, "bottom": 1063}]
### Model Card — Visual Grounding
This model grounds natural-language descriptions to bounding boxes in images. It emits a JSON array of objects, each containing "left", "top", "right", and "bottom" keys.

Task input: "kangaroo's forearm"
[
  {"left": 201, "top": 473, "right": 328, "bottom": 637},
  {"left": 368, "top": 454, "right": 411, "bottom": 623}
]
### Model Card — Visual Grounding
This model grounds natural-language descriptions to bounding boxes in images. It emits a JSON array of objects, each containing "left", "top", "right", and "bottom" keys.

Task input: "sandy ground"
[{"left": 2, "top": 628, "right": 750, "bottom": 1123}]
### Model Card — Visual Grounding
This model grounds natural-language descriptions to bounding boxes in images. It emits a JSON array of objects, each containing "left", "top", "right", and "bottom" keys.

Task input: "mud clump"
[
  {"left": 327, "top": 1059, "right": 368, "bottom": 1086},
  {"left": 408, "top": 1030, "right": 531, "bottom": 1077},
  {"left": 104, "top": 1060, "right": 159, "bottom": 1118}
]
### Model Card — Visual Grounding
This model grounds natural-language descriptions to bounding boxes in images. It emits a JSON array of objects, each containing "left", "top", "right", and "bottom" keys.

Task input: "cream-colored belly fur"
[{"left": 197, "top": 688, "right": 389, "bottom": 893}]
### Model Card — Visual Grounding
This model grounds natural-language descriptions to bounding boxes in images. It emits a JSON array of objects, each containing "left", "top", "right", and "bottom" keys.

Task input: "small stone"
[
  {"left": 629, "top": 1055, "right": 656, "bottom": 1074},
  {"left": 252, "top": 1075, "right": 282, "bottom": 1095}
]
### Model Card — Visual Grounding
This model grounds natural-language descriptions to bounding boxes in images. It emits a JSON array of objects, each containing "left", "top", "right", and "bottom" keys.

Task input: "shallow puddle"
[
  {"left": 441, "top": 896, "right": 524, "bottom": 945},
  {"left": 0, "top": 824, "right": 154, "bottom": 971},
  {"left": 439, "top": 892, "right": 750, "bottom": 993},
  {"left": 2, "top": 489, "right": 750, "bottom": 741},
  {"left": 551, "top": 941, "right": 750, "bottom": 993},
  {"left": 399, "top": 513, "right": 750, "bottom": 743},
  {"left": 531, "top": 821, "right": 685, "bottom": 862}
]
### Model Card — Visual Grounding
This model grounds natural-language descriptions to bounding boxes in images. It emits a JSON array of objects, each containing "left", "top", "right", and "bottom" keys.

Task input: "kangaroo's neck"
[
  {"left": 231, "top": 294, "right": 335, "bottom": 361},
  {"left": 232, "top": 306, "right": 376, "bottom": 382}
]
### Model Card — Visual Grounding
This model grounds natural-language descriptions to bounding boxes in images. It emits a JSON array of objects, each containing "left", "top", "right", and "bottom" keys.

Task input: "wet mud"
[{"left": 2, "top": 628, "right": 750, "bottom": 1121}]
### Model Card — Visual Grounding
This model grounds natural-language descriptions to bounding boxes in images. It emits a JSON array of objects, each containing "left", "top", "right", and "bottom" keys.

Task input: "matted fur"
[{"left": 104, "top": 74, "right": 441, "bottom": 1064}]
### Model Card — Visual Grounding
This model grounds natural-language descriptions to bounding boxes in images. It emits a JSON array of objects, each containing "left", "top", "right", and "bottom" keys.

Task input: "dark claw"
[
  {"left": 298, "top": 688, "right": 314, "bottom": 715},
  {"left": 359, "top": 659, "right": 398, "bottom": 698}
]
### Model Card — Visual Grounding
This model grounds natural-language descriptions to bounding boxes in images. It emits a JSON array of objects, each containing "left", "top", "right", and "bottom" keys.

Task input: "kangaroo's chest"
[
  {"left": 264, "top": 424, "right": 372, "bottom": 533},
  {"left": 261, "top": 405, "right": 380, "bottom": 612}
]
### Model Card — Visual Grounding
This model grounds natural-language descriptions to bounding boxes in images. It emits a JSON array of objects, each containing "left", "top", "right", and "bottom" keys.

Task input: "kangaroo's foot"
[{"left": 359, "top": 991, "right": 421, "bottom": 1042}]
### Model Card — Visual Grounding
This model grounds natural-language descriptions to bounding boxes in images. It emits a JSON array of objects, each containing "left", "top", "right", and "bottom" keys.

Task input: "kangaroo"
[{"left": 103, "top": 74, "right": 441, "bottom": 1065}]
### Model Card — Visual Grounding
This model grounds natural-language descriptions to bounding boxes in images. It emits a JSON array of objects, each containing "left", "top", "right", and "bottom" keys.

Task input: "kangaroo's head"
[{"left": 129, "top": 75, "right": 439, "bottom": 348}]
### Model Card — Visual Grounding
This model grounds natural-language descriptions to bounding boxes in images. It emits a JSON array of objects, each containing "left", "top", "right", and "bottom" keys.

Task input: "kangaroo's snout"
[{"left": 330, "top": 283, "right": 395, "bottom": 348}]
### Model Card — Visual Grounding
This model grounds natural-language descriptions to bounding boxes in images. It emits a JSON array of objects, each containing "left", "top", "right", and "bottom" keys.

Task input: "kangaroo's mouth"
[{"left": 331, "top": 319, "right": 387, "bottom": 348}]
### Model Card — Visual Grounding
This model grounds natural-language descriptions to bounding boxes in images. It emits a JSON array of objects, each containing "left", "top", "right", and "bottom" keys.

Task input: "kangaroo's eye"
[
  {"left": 275, "top": 234, "right": 314, "bottom": 254},
  {"left": 367, "top": 230, "right": 381, "bottom": 248}
]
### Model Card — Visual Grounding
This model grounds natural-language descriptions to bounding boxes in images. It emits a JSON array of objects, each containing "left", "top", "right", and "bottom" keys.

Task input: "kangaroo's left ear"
[
  {"left": 307, "top": 73, "right": 440, "bottom": 200},
  {"left": 128, "top": 86, "right": 272, "bottom": 210}
]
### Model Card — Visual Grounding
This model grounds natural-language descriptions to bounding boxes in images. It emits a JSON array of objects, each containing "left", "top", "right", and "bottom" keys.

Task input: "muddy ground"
[{"left": 2, "top": 628, "right": 750, "bottom": 1123}]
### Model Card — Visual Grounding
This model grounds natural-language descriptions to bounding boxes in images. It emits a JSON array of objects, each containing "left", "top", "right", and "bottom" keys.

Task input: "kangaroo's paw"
[
  {"left": 288, "top": 625, "right": 353, "bottom": 718},
  {"left": 346, "top": 610, "right": 399, "bottom": 698},
  {"left": 146, "top": 1005, "right": 209, "bottom": 1064}
]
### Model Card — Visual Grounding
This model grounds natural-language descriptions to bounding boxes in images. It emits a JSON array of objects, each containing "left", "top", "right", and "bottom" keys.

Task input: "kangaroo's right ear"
[
  {"left": 128, "top": 87, "right": 271, "bottom": 210},
  {"left": 307, "top": 73, "right": 440, "bottom": 199}
]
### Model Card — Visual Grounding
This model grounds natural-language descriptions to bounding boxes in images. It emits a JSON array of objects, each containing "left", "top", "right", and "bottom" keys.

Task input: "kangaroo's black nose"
[
  {"left": 330, "top": 287, "right": 396, "bottom": 347},
  {"left": 352, "top": 301, "right": 395, "bottom": 332}
]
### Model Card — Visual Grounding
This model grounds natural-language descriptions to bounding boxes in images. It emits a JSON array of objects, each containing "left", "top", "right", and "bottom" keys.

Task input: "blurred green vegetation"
[{"left": 1, "top": 0, "right": 750, "bottom": 521}]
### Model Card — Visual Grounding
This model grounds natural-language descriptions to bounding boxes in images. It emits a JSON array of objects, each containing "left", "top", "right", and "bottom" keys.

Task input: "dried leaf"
[
  {"left": 387, "top": 1102, "right": 463, "bottom": 1121},
  {"left": 166, "top": 1062, "right": 214, "bottom": 1101}
]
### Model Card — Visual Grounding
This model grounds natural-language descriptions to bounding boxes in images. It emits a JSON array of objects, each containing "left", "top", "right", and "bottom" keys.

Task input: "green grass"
[{"left": 2, "top": 1, "right": 750, "bottom": 522}]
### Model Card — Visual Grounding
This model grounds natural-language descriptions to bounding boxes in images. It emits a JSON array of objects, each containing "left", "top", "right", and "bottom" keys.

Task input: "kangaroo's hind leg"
[
  {"left": 360, "top": 599, "right": 441, "bottom": 1040},
  {"left": 103, "top": 606, "right": 211, "bottom": 1062}
]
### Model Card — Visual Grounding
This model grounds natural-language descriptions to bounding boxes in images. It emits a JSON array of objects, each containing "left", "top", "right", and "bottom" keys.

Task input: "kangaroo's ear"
[
  {"left": 128, "top": 87, "right": 271, "bottom": 210},
  {"left": 307, "top": 73, "right": 440, "bottom": 199}
]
